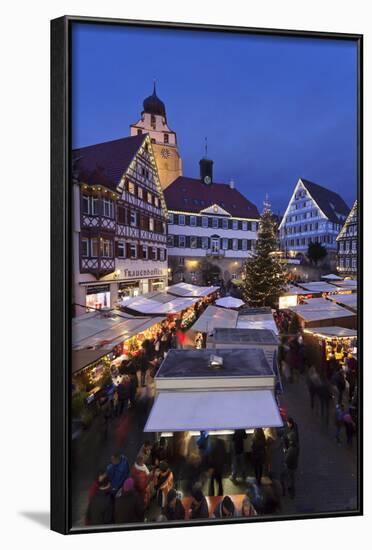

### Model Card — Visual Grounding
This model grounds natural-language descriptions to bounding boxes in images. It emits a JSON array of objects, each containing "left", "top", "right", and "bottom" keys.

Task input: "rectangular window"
[
  {"left": 152, "top": 247, "right": 157, "bottom": 260},
  {"left": 91, "top": 197, "right": 99, "bottom": 215},
  {"left": 101, "top": 240, "right": 113, "bottom": 258},
  {"left": 352, "top": 257, "right": 357, "bottom": 269},
  {"left": 242, "top": 221, "right": 247, "bottom": 231},
  {"left": 212, "top": 217, "right": 219, "bottom": 229},
  {"left": 128, "top": 181, "right": 135, "bottom": 194},
  {"left": 117, "top": 241, "right": 126, "bottom": 258},
  {"left": 190, "top": 236, "right": 197, "bottom": 249},
  {"left": 130, "top": 243, "right": 137, "bottom": 259},
  {"left": 159, "top": 248, "right": 165, "bottom": 261},
  {"left": 149, "top": 218, "right": 154, "bottom": 231},
  {"left": 232, "top": 220, "right": 238, "bottom": 230},
  {"left": 154, "top": 196, "right": 159, "bottom": 207},
  {"left": 222, "top": 218, "right": 229, "bottom": 230},
  {"left": 352, "top": 240, "right": 357, "bottom": 252},
  {"left": 201, "top": 237, "right": 209, "bottom": 249},
  {"left": 142, "top": 245, "right": 148, "bottom": 260},
  {"left": 190, "top": 216, "right": 197, "bottom": 227},
  {"left": 91, "top": 238, "right": 99, "bottom": 257},
  {"left": 130, "top": 211, "right": 137, "bottom": 227},
  {"left": 147, "top": 192, "right": 152, "bottom": 204},
  {"left": 232, "top": 238, "right": 238, "bottom": 250},
  {"left": 178, "top": 235, "right": 186, "bottom": 248},
  {"left": 222, "top": 238, "right": 228, "bottom": 250},
  {"left": 103, "top": 198, "right": 114, "bottom": 218},
  {"left": 117, "top": 204, "right": 125, "bottom": 224},
  {"left": 137, "top": 187, "right": 143, "bottom": 199},
  {"left": 167, "top": 235, "right": 174, "bottom": 247},
  {"left": 164, "top": 133, "right": 169, "bottom": 144},
  {"left": 252, "top": 222, "right": 257, "bottom": 231},
  {"left": 151, "top": 114, "right": 156, "bottom": 127},
  {"left": 242, "top": 239, "right": 248, "bottom": 251},
  {"left": 82, "top": 195, "right": 90, "bottom": 214},
  {"left": 179, "top": 257, "right": 185, "bottom": 266},
  {"left": 202, "top": 216, "right": 208, "bottom": 228},
  {"left": 168, "top": 212, "right": 174, "bottom": 224},
  {"left": 81, "top": 238, "right": 89, "bottom": 257},
  {"left": 179, "top": 214, "right": 185, "bottom": 226}
]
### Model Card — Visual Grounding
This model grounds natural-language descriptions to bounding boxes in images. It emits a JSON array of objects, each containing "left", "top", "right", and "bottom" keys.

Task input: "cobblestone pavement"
[{"left": 71, "top": 371, "right": 358, "bottom": 526}]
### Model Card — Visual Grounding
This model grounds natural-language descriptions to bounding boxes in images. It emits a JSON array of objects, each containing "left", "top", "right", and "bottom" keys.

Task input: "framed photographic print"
[{"left": 51, "top": 15, "right": 363, "bottom": 534}]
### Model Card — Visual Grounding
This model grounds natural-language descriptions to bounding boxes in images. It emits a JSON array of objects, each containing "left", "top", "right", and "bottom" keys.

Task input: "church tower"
[{"left": 130, "top": 83, "right": 182, "bottom": 190}]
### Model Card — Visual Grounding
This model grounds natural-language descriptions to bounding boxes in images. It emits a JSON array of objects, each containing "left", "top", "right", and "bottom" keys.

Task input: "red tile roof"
[
  {"left": 72, "top": 134, "right": 147, "bottom": 190},
  {"left": 164, "top": 176, "right": 260, "bottom": 219}
]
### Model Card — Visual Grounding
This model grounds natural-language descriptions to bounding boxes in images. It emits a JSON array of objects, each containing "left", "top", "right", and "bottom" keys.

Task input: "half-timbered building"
[
  {"left": 72, "top": 133, "right": 168, "bottom": 316},
  {"left": 336, "top": 200, "right": 358, "bottom": 277}
]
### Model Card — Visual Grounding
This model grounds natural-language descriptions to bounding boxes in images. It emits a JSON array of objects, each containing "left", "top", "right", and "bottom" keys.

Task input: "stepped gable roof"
[
  {"left": 164, "top": 176, "right": 260, "bottom": 219},
  {"left": 300, "top": 178, "right": 350, "bottom": 224},
  {"left": 72, "top": 133, "right": 147, "bottom": 191}
]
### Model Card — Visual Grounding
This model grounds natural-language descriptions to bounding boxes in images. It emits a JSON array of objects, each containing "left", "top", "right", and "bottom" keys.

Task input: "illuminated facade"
[
  {"left": 130, "top": 84, "right": 182, "bottom": 190},
  {"left": 336, "top": 200, "right": 358, "bottom": 277},
  {"left": 72, "top": 133, "right": 168, "bottom": 316},
  {"left": 164, "top": 157, "right": 260, "bottom": 284},
  {"left": 279, "top": 178, "right": 349, "bottom": 263}
]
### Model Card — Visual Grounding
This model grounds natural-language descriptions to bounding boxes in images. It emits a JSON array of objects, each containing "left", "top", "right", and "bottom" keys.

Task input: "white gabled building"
[
  {"left": 279, "top": 178, "right": 350, "bottom": 262},
  {"left": 336, "top": 199, "right": 358, "bottom": 277}
]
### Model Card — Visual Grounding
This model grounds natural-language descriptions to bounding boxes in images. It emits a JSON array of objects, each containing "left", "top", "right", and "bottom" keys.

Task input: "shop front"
[{"left": 85, "top": 284, "right": 111, "bottom": 311}]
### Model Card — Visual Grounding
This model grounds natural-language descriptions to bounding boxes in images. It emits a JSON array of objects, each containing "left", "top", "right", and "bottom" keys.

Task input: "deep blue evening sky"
[{"left": 72, "top": 23, "right": 357, "bottom": 214}]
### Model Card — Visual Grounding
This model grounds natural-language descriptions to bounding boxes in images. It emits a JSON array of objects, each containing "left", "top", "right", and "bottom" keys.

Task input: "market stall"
[
  {"left": 288, "top": 297, "right": 356, "bottom": 329},
  {"left": 191, "top": 305, "right": 238, "bottom": 334},
  {"left": 278, "top": 285, "right": 310, "bottom": 309},
  {"left": 327, "top": 293, "right": 358, "bottom": 313},
  {"left": 303, "top": 326, "right": 357, "bottom": 373},
  {"left": 144, "top": 348, "right": 283, "bottom": 433},
  {"left": 237, "top": 306, "right": 279, "bottom": 335},
  {"left": 166, "top": 282, "right": 219, "bottom": 298}
]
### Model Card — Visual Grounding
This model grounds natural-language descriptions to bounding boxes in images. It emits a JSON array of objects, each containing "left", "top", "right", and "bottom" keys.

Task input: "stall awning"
[
  {"left": 144, "top": 389, "right": 283, "bottom": 432},
  {"left": 191, "top": 305, "right": 238, "bottom": 333},
  {"left": 167, "top": 283, "right": 219, "bottom": 298},
  {"left": 304, "top": 326, "right": 357, "bottom": 338}
]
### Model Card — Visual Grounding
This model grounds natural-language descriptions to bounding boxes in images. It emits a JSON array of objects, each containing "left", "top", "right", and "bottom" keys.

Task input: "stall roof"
[
  {"left": 191, "top": 305, "right": 238, "bottom": 333},
  {"left": 72, "top": 311, "right": 165, "bottom": 350},
  {"left": 321, "top": 274, "right": 343, "bottom": 280},
  {"left": 304, "top": 326, "right": 357, "bottom": 338},
  {"left": 167, "top": 282, "right": 219, "bottom": 297},
  {"left": 72, "top": 349, "right": 110, "bottom": 374},
  {"left": 156, "top": 348, "right": 273, "bottom": 379},
  {"left": 210, "top": 328, "right": 279, "bottom": 346},
  {"left": 121, "top": 294, "right": 198, "bottom": 315},
  {"left": 144, "top": 389, "right": 283, "bottom": 432},
  {"left": 282, "top": 285, "right": 310, "bottom": 296},
  {"left": 289, "top": 299, "right": 355, "bottom": 322},
  {"left": 328, "top": 293, "right": 358, "bottom": 312},
  {"left": 330, "top": 279, "right": 357, "bottom": 290},
  {"left": 296, "top": 281, "right": 340, "bottom": 293}
]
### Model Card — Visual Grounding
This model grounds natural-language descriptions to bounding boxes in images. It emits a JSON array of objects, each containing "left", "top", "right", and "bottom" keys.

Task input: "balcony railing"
[{"left": 206, "top": 249, "right": 226, "bottom": 257}]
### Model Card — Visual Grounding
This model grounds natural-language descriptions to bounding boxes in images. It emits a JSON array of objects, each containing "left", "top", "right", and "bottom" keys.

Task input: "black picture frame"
[{"left": 51, "top": 15, "right": 363, "bottom": 535}]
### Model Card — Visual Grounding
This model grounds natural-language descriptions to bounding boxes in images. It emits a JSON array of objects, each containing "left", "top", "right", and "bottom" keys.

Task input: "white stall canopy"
[
  {"left": 144, "top": 389, "right": 283, "bottom": 432},
  {"left": 191, "top": 305, "right": 239, "bottom": 333},
  {"left": 321, "top": 274, "right": 343, "bottom": 281},
  {"left": 304, "top": 326, "right": 357, "bottom": 338},
  {"left": 120, "top": 294, "right": 198, "bottom": 315},
  {"left": 215, "top": 297, "right": 244, "bottom": 309},
  {"left": 167, "top": 282, "right": 219, "bottom": 298}
]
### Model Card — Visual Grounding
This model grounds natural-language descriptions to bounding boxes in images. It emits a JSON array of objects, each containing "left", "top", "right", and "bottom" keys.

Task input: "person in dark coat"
[
  {"left": 189, "top": 486, "right": 209, "bottom": 519},
  {"left": 114, "top": 478, "right": 144, "bottom": 524},
  {"left": 164, "top": 489, "right": 185, "bottom": 521},
  {"left": 151, "top": 437, "right": 169, "bottom": 466},
  {"left": 318, "top": 377, "right": 333, "bottom": 426},
  {"left": 281, "top": 433, "right": 299, "bottom": 499},
  {"left": 251, "top": 428, "right": 266, "bottom": 485},
  {"left": 283, "top": 417, "right": 300, "bottom": 451},
  {"left": 230, "top": 429, "right": 247, "bottom": 482},
  {"left": 205, "top": 437, "right": 227, "bottom": 496},
  {"left": 85, "top": 475, "right": 114, "bottom": 526},
  {"left": 331, "top": 366, "right": 346, "bottom": 405}
]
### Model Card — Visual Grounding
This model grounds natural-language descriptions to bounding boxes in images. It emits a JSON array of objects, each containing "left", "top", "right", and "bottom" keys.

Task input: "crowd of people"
[{"left": 84, "top": 414, "right": 303, "bottom": 526}]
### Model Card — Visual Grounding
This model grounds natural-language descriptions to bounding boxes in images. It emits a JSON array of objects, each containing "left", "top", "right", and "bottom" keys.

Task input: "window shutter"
[
  {"left": 238, "top": 240, "right": 242, "bottom": 250},
  {"left": 186, "top": 236, "right": 191, "bottom": 248},
  {"left": 126, "top": 243, "right": 131, "bottom": 257},
  {"left": 164, "top": 249, "right": 167, "bottom": 261},
  {"left": 115, "top": 241, "right": 119, "bottom": 257},
  {"left": 197, "top": 237, "right": 202, "bottom": 248},
  {"left": 174, "top": 214, "right": 179, "bottom": 225},
  {"left": 228, "top": 239, "right": 233, "bottom": 249}
]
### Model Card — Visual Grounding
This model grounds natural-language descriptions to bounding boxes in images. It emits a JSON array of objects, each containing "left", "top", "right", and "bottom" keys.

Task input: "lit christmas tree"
[{"left": 242, "top": 198, "right": 287, "bottom": 307}]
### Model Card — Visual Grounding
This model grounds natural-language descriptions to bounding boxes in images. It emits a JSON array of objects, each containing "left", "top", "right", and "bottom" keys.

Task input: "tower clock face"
[
  {"left": 204, "top": 175, "right": 211, "bottom": 184},
  {"left": 161, "top": 148, "right": 170, "bottom": 159}
]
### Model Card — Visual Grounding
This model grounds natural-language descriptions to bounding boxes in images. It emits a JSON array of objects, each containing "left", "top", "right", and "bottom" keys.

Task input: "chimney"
[{"left": 229, "top": 179, "right": 235, "bottom": 189}]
